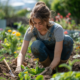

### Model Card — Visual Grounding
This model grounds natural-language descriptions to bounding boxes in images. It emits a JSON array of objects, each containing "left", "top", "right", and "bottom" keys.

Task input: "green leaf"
[
  {"left": 0, "top": 57, "right": 5, "bottom": 62},
  {"left": 59, "top": 64, "right": 71, "bottom": 71},
  {"left": 71, "top": 59, "right": 80, "bottom": 66},
  {"left": 27, "top": 55, "right": 31, "bottom": 59},
  {"left": 0, "top": 77, "right": 6, "bottom": 80},
  {"left": 35, "top": 75, "right": 43, "bottom": 80},
  {"left": 21, "top": 65, "right": 25, "bottom": 69},
  {"left": 3, "top": 73, "right": 6, "bottom": 75}
]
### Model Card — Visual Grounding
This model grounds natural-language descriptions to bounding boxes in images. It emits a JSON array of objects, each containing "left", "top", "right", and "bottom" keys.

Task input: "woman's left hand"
[{"left": 40, "top": 67, "right": 53, "bottom": 75}]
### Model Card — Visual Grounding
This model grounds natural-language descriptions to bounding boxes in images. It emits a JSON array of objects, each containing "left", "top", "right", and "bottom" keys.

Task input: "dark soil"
[{"left": 0, "top": 50, "right": 80, "bottom": 80}]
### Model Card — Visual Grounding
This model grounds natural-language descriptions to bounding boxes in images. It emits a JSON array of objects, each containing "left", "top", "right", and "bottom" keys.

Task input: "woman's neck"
[{"left": 39, "top": 29, "right": 48, "bottom": 36}]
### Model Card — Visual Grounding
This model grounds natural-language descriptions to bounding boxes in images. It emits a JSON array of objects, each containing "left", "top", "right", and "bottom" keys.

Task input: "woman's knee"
[
  {"left": 31, "top": 40, "right": 48, "bottom": 61},
  {"left": 61, "top": 35, "right": 74, "bottom": 60},
  {"left": 64, "top": 35, "right": 74, "bottom": 47},
  {"left": 31, "top": 40, "right": 45, "bottom": 55}
]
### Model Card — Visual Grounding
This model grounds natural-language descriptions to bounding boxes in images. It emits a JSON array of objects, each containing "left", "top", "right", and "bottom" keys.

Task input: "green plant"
[
  {"left": 0, "top": 9, "right": 5, "bottom": 19},
  {"left": 59, "top": 59, "right": 80, "bottom": 71},
  {"left": 14, "top": 22, "right": 29, "bottom": 35},
  {"left": 38, "top": 0, "right": 52, "bottom": 9},
  {"left": 18, "top": 59, "right": 44, "bottom": 80},
  {"left": 51, "top": 59, "right": 80, "bottom": 80},
  {"left": 73, "top": 42, "right": 80, "bottom": 58},
  {"left": 0, "top": 0, "right": 15, "bottom": 18},
  {"left": 22, "top": 60, "right": 44, "bottom": 75},
  {"left": 0, "top": 30, "right": 7, "bottom": 40},
  {"left": 0, "top": 57, "right": 5, "bottom": 62},
  {"left": 0, "top": 77, "right": 6, "bottom": 80},
  {"left": 35, "top": 75, "right": 44, "bottom": 80},
  {"left": 16, "top": 9, "right": 28, "bottom": 17},
  {"left": 52, "top": 71, "right": 80, "bottom": 80},
  {"left": 51, "top": 0, "right": 80, "bottom": 23},
  {"left": 0, "top": 30, "right": 21, "bottom": 55},
  {"left": 18, "top": 71, "right": 31, "bottom": 80}
]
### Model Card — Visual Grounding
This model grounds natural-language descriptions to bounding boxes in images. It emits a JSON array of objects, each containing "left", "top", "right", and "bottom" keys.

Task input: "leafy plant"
[
  {"left": 0, "top": 57, "right": 5, "bottom": 62},
  {"left": 0, "top": 77, "right": 6, "bottom": 80},
  {"left": 16, "top": 9, "right": 28, "bottom": 17},
  {"left": 59, "top": 59, "right": 80, "bottom": 71},
  {"left": 0, "top": 30, "right": 7, "bottom": 40},
  {"left": 35, "top": 75, "right": 44, "bottom": 80},
  {"left": 52, "top": 71, "right": 80, "bottom": 80},
  {"left": 0, "top": 30, "right": 21, "bottom": 55},
  {"left": 0, "top": 9, "right": 5, "bottom": 19},
  {"left": 18, "top": 59, "right": 44, "bottom": 80},
  {"left": 51, "top": 59, "right": 80, "bottom": 80},
  {"left": 14, "top": 22, "right": 29, "bottom": 35},
  {"left": 0, "top": 0, "right": 15, "bottom": 18}
]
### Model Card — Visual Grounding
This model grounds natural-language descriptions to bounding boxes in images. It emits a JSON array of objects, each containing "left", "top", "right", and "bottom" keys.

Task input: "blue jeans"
[{"left": 31, "top": 35, "right": 74, "bottom": 62}]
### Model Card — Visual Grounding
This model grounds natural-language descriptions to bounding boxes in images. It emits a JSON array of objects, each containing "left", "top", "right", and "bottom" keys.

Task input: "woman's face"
[{"left": 33, "top": 18, "right": 48, "bottom": 32}]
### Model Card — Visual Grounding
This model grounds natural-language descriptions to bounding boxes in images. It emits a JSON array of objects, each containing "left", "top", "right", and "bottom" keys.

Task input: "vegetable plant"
[
  {"left": 18, "top": 58, "right": 44, "bottom": 80},
  {"left": 51, "top": 59, "right": 80, "bottom": 80}
]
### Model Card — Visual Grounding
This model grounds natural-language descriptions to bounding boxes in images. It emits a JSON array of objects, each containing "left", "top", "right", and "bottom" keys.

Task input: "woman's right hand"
[{"left": 14, "top": 66, "right": 22, "bottom": 74}]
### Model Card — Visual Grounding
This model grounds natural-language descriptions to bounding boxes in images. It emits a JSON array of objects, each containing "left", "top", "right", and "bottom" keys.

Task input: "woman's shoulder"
[
  {"left": 49, "top": 21, "right": 63, "bottom": 31},
  {"left": 26, "top": 27, "right": 37, "bottom": 33},
  {"left": 50, "top": 21, "right": 62, "bottom": 28}
]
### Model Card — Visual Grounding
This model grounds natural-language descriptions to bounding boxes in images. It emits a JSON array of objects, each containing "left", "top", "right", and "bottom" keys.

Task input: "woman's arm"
[
  {"left": 49, "top": 40, "right": 63, "bottom": 70},
  {"left": 17, "top": 40, "right": 29, "bottom": 67}
]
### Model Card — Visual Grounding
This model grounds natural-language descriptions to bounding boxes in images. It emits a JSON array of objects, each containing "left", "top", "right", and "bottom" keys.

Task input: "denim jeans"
[{"left": 31, "top": 25, "right": 74, "bottom": 62}]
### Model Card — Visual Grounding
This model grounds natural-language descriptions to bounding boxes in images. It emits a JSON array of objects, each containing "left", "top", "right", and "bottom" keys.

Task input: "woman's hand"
[
  {"left": 14, "top": 66, "right": 22, "bottom": 74},
  {"left": 14, "top": 40, "right": 29, "bottom": 74},
  {"left": 40, "top": 67, "right": 53, "bottom": 75}
]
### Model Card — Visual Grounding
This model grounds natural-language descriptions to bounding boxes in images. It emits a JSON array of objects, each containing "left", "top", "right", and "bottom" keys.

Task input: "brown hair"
[{"left": 29, "top": 1, "right": 53, "bottom": 32}]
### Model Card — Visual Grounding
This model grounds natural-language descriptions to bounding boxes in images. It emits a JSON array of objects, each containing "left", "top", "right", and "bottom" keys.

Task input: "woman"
[{"left": 14, "top": 1, "right": 73, "bottom": 75}]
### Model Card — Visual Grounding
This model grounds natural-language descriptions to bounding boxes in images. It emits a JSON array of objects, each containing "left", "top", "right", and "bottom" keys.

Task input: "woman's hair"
[{"left": 29, "top": 1, "right": 53, "bottom": 32}]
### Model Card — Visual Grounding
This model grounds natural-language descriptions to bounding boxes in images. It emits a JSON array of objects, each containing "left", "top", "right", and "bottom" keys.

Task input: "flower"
[
  {"left": 64, "top": 31, "right": 68, "bottom": 34},
  {"left": 68, "top": 13, "right": 71, "bottom": 16},
  {"left": 12, "top": 31, "right": 16, "bottom": 34},
  {"left": 57, "top": 13, "right": 60, "bottom": 15},
  {"left": 5, "top": 43, "right": 10, "bottom": 46},
  {"left": 60, "top": 15, "right": 63, "bottom": 19},
  {"left": 0, "top": 28, "right": 3, "bottom": 31},
  {"left": 14, "top": 51, "right": 16, "bottom": 54},
  {"left": 16, "top": 32, "right": 21, "bottom": 36},
  {"left": 24, "top": 71, "right": 28, "bottom": 74},
  {"left": 34, "top": 58, "right": 39, "bottom": 61},
  {"left": 21, "top": 40, "right": 23, "bottom": 42},
  {"left": 8, "top": 30, "right": 12, "bottom": 32},
  {"left": 66, "top": 15, "right": 69, "bottom": 18},
  {"left": 76, "top": 46, "right": 80, "bottom": 49}
]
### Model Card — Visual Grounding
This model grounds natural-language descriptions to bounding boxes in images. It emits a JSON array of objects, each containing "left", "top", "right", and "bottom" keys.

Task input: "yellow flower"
[
  {"left": 21, "top": 40, "right": 23, "bottom": 42},
  {"left": 14, "top": 51, "right": 16, "bottom": 54},
  {"left": 12, "top": 31, "right": 16, "bottom": 34},
  {"left": 5, "top": 43, "right": 9, "bottom": 46},
  {"left": 34, "top": 58, "right": 39, "bottom": 61},
  {"left": 16, "top": 32, "right": 21, "bottom": 37},
  {"left": 24, "top": 71, "right": 28, "bottom": 74},
  {"left": 76, "top": 46, "right": 80, "bottom": 49},
  {"left": 8, "top": 30, "right": 12, "bottom": 32},
  {"left": 18, "top": 38, "right": 20, "bottom": 40}
]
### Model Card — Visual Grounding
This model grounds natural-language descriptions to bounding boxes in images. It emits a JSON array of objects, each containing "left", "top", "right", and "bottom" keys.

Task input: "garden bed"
[{"left": 0, "top": 50, "right": 80, "bottom": 80}]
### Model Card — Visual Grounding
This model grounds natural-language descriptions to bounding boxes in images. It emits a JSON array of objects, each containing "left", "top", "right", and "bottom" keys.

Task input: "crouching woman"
[{"left": 14, "top": 1, "right": 74, "bottom": 75}]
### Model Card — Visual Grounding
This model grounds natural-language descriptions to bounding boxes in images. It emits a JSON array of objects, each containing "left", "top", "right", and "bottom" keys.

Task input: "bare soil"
[{"left": 0, "top": 50, "right": 80, "bottom": 80}]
